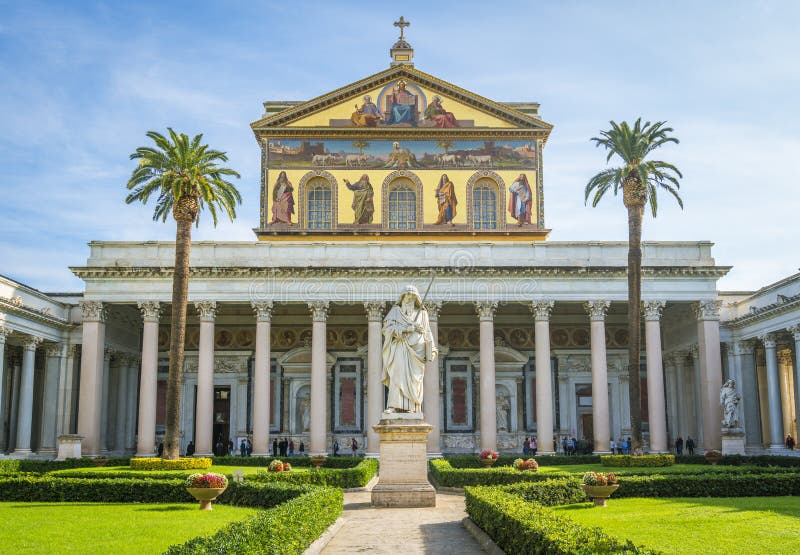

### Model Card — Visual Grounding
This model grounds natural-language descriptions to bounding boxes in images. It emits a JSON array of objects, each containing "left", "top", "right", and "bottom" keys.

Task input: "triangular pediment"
[{"left": 251, "top": 66, "right": 552, "bottom": 134}]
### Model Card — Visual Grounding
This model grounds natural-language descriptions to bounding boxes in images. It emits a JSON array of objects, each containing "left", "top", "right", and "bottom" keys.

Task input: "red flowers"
[{"left": 185, "top": 472, "right": 228, "bottom": 488}]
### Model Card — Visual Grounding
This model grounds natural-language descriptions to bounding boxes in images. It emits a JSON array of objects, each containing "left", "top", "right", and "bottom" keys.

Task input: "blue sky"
[{"left": 0, "top": 0, "right": 798, "bottom": 292}]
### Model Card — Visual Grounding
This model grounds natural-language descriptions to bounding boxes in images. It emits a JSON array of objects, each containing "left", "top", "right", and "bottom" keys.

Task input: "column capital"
[
  {"left": 530, "top": 299, "right": 554, "bottom": 321},
  {"left": 45, "top": 342, "right": 66, "bottom": 358},
  {"left": 22, "top": 335, "right": 43, "bottom": 352},
  {"left": 116, "top": 352, "right": 134, "bottom": 366},
  {"left": 251, "top": 300, "right": 274, "bottom": 322},
  {"left": 688, "top": 344, "right": 700, "bottom": 358},
  {"left": 137, "top": 301, "right": 161, "bottom": 323},
  {"left": 80, "top": 300, "right": 106, "bottom": 322},
  {"left": 195, "top": 301, "right": 217, "bottom": 322},
  {"left": 778, "top": 350, "right": 794, "bottom": 366},
  {"left": 65, "top": 343, "right": 79, "bottom": 358},
  {"left": 364, "top": 302, "right": 386, "bottom": 322},
  {"left": 475, "top": 301, "right": 497, "bottom": 321},
  {"left": 104, "top": 346, "right": 114, "bottom": 362},
  {"left": 308, "top": 301, "right": 329, "bottom": 322},
  {"left": 0, "top": 325, "right": 13, "bottom": 343},
  {"left": 788, "top": 325, "right": 800, "bottom": 341},
  {"left": 732, "top": 340, "right": 756, "bottom": 355},
  {"left": 584, "top": 299, "right": 610, "bottom": 321},
  {"left": 692, "top": 300, "right": 722, "bottom": 321},
  {"left": 423, "top": 301, "right": 442, "bottom": 320},
  {"left": 759, "top": 333, "right": 777, "bottom": 349},
  {"left": 642, "top": 300, "right": 666, "bottom": 321}
]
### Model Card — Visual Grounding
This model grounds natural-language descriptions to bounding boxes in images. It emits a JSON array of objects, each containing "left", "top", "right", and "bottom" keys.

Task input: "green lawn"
[
  {"left": 0, "top": 502, "right": 259, "bottom": 554},
  {"left": 49, "top": 465, "right": 310, "bottom": 477},
  {"left": 531, "top": 463, "right": 774, "bottom": 475},
  {"left": 552, "top": 497, "right": 800, "bottom": 554}
]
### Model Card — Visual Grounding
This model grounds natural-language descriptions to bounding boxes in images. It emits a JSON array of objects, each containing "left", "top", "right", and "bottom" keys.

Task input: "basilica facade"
[{"left": 1, "top": 35, "right": 798, "bottom": 459}]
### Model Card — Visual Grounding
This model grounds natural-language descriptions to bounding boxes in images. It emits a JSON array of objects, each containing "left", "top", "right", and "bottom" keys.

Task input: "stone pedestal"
[
  {"left": 56, "top": 435, "right": 84, "bottom": 461},
  {"left": 721, "top": 428, "right": 746, "bottom": 456},
  {"left": 371, "top": 412, "right": 436, "bottom": 508}
]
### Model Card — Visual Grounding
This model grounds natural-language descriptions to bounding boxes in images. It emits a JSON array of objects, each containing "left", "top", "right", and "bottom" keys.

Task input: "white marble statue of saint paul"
[{"left": 381, "top": 285, "right": 437, "bottom": 413}]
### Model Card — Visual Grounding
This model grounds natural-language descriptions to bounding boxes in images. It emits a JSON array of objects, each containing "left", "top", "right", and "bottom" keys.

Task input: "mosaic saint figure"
[
  {"left": 434, "top": 174, "right": 457, "bottom": 225},
  {"left": 424, "top": 95, "right": 458, "bottom": 128},
  {"left": 271, "top": 171, "right": 295, "bottom": 225},
  {"left": 384, "top": 80, "right": 417, "bottom": 125},
  {"left": 344, "top": 174, "right": 375, "bottom": 224},
  {"left": 351, "top": 95, "right": 382, "bottom": 127},
  {"left": 508, "top": 173, "right": 532, "bottom": 226},
  {"left": 381, "top": 285, "right": 437, "bottom": 413}
]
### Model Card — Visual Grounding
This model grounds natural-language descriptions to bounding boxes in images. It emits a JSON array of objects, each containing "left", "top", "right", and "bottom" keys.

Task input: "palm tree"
[
  {"left": 436, "top": 140, "right": 453, "bottom": 154},
  {"left": 352, "top": 140, "right": 369, "bottom": 156},
  {"left": 126, "top": 129, "right": 241, "bottom": 459},
  {"left": 585, "top": 119, "right": 682, "bottom": 451}
]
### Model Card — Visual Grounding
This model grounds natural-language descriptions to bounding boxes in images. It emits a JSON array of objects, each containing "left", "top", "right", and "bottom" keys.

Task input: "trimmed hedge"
[
  {"left": 130, "top": 457, "right": 212, "bottom": 471},
  {"left": 614, "top": 472, "right": 800, "bottom": 498},
  {"left": 210, "top": 455, "right": 364, "bottom": 469},
  {"left": 430, "top": 459, "right": 568, "bottom": 488},
  {"left": 465, "top": 485, "right": 659, "bottom": 554},
  {"left": 251, "top": 458, "right": 378, "bottom": 488},
  {"left": 601, "top": 454, "right": 675, "bottom": 467},
  {"left": 0, "top": 457, "right": 131, "bottom": 474},
  {"left": 444, "top": 454, "right": 601, "bottom": 468},
  {"left": 165, "top": 486, "right": 343, "bottom": 554}
]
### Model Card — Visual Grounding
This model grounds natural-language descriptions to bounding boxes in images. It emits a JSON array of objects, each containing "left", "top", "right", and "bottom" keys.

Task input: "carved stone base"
[
  {"left": 56, "top": 435, "right": 84, "bottom": 461},
  {"left": 371, "top": 415, "right": 436, "bottom": 508},
  {"left": 721, "top": 428, "right": 746, "bottom": 456}
]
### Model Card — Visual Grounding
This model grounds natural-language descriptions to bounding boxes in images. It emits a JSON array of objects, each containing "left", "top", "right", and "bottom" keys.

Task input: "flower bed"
[
  {"left": 130, "top": 457, "right": 212, "bottom": 471},
  {"left": 444, "top": 454, "right": 601, "bottom": 468},
  {"left": 252, "top": 458, "right": 377, "bottom": 489},
  {"left": 210, "top": 455, "right": 363, "bottom": 468},
  {"left": 185, "top": 472, "right": 228, "bottom": 489},
  {"left": 0, "top": 457, "right": 131, "bottom": 475},
  {"left": 430, "top": 459, "right": 565, "bottom": 488},
  {"left": 601, "top": 454, "right": 675, "bottom": 467},
  {"left": 512, "top": 458, "right": 538, "bottom": 471}
]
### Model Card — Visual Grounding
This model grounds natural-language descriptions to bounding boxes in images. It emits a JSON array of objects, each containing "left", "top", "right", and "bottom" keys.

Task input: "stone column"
[
  {"left": 77, "top": 301, "right": 106, "bottom": 456},
  {"left": 136, "top": 301, "right": 160, "bottom": 457},
  {"left": 251, "top": 301, "right": 273, "bottom": 456},
  {"left": 672, "top": 352, "right": 687, "bottom": 438},
  {"left": 365, "top": 302, "right": 386, "bottom": 458},
  {"left": 663, "top": 357, "right": 678, "bottom": 444},
  {"left": 125, "top": 356, "right": 140, "bottom": 453},
  {"left": 423, "top": 301, "right": 442, "bottom": 457},
  {"left": 585, "top": 300, "right": 611, "bottom": 454},
  {"left": 56, "top": 345, "right": 77, "bottom": 437},
  {"left": 99, "top": 348, "right": 113, "bottom": 455},
  {"left": 113, "top": 354, "right": 129, "bottom": 455},
  {"left": 643, "top": 301, "right": 667, "bottom": 453},
  {"left": 789, "top": 326, "right": 800, "bottom": 444},
  {"left": 732, "top": 341, "right": 760, "bottom": 447},
  {"left": 194, "top": 301, "right": 217, "bottom": 457},
  {"left": 760, "top": 333, "right": 784, "bottom": 449},
  {"left": 39, "top": 343, "right": 64, "bottom": 456},
  {"left": 13, "top": 335, "right": 42, "bottom": 455},
  {"left": 778, "top": 350, "right": 796, "bottom": 439},
  {"left": 689, "top": 345, "right": 703, "bottom": 446},
  {"left": 308, "top": 301, "right": 329, "bottom": 456},
  {"left": 476, "top": 302, "right": 497, "bottom": 452},
  {"left": 694, "top": 301, "right": 723, "bottom": 451},
  {"left": 0, "top": 326, "right": 12, "bottom": 449},
  {"left": 557, "top": 374, "right": 569, "bottom": 441},
  {"left": 531, "top": 299, "right": 555, "bottom": 454}
]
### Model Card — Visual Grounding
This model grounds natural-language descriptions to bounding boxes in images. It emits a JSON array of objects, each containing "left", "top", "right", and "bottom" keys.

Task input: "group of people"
[
  {"left": 332, "top": 437, "right": 359, "bottom": 457},
  {"left": 272, "top": 437, "right": 304, "bottom": 457},
  {"left": 560, "top": 436, "right": 595, "bottom": 455},
  {"left": 609, "top": 437, "right": 636, "bottom": 455},
  {"left": 522, "top": 436, "right": 538, "bottom": 456},
  {"left": 673, "top": 436, "right": 696, "bottom": 455}
]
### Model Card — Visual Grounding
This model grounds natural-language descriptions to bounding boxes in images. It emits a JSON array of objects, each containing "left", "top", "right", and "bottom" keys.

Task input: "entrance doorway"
[
  {"left": 580, "top": 414, "right": 594, "bottom": 442},
  {"left": 213, "top": 387, "right": 231, "bottom": 453}
]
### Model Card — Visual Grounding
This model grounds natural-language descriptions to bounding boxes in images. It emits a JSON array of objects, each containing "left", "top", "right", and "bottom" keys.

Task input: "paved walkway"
[{"left": 321, "top": 491, "right": 486, "bottom": 555}]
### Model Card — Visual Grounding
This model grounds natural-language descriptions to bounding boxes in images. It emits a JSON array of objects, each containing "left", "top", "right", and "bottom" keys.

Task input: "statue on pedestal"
[
  {"left": 720, "top": 379, "right": 741, "bottom": 428},
  {"left": 381, "top": 285, "right": 437, "bottom": 413}
]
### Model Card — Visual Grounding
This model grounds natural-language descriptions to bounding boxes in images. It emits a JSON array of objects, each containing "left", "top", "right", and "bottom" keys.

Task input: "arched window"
[
  {"left": 305, "top": 179, "right": 332, "bottom": 229},
  {"left": 388, "top": 184, "right": 417, "bottom": 230},
  {"left": 472, "top": 183, "right": 498, "bottom": 230}
]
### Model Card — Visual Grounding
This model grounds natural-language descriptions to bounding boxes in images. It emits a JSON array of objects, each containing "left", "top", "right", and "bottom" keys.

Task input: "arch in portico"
[
  {"left": 278, "top": 346, "right": 336, "bottom": 436},
  {"left": 470, "top": 344, "right": 528, "bottom": 434}
]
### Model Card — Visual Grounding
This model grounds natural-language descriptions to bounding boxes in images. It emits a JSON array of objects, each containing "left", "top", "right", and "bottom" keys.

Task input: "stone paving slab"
[{"left": 321, "top": 491, "right": 486, "bottom": 555}]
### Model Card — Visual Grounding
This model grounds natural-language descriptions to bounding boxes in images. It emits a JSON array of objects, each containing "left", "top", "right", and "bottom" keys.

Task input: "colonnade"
[{"left": 63, "top": 297, "right": 710, "bottom": 457}]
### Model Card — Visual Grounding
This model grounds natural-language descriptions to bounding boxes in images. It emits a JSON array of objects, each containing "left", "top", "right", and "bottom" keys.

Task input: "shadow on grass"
[{"left": 135, "top": 505, "right": 195, "bottom": 512}]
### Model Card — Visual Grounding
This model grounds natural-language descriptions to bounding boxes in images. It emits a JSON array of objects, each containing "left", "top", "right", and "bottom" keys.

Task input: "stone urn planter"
[
  {"left": 581, "top": 484, "right": 619, "bottom": 507},
  {"left": 310, "top": 454, "right": 327, "bottom": 469},
  {"left": 704, "top": 451, "right": 723, "bottom": 465},
  {"left": 187, "top": 487, "right": 227, "bottom": 511},
  {"left": 479, "top": 457, "right": 497, "bottom": 468}
]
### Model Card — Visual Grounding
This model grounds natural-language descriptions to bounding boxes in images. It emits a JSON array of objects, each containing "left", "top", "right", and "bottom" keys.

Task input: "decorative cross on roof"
[{"left": 394, "top": 16, "right": 410, "bottom": 40}]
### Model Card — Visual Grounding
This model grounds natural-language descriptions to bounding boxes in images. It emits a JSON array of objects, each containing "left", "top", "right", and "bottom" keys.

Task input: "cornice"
[
  {"left": 0, "top": 297, "right": 72, "bottom": 329},
  {"left": 256, "top": 127, "right": 547, "bottom": 141},
  {"left": 725, "top": 293, "right": 800, "bottom": 329},
  {"left": 70, "top": 265, "right": 730, "bottom": 280}
]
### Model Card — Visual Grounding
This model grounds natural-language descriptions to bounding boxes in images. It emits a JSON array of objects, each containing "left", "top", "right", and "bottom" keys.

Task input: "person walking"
[
  {"left": 289, "top": 439, "right": 295, "bottom": 456},
  {"left": 299, "top": 441, "right": 305, "bottom": 456},
  {"left": 523, "top": 437, "right": 530, "bottom": 456},
  {"left": 272, "top": 438, "right": 278, "bottom": 457},
  {"left": 186, "top": 441, "right": 195, "bottom": 457},
  {"left": 246, "top": 438, "right": 253, "bottom": 456},
  {"left": 675, "top": 436, "right": 684, "bottom": 455},
  {"left": 786, "top": 434, "right": 796, "bottom": 450},
  {"left": 333, "top": 439, "right": 340, "bottom": 457},
  {"left": 531, "top": 437, "right": 537, "bottom": 456},
  {"left": 351, "top": 437, "right": 358, "bottom": 456},
  {"left": 686, "top": 436, "right": 695, "bottom": 455}
]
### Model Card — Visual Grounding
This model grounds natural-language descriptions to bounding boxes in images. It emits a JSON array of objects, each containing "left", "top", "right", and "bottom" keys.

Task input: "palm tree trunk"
[
  {"left": 164, "top": 204, "right": 195, "bottom": 460},
  {"left": 627, "top": 202, "right": 644, "bottom": 451}
]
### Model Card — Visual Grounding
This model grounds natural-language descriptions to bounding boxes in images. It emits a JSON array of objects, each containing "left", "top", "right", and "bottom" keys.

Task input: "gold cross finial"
[{"left": 394, "top": 16, "right": 410, "bottom": 40}]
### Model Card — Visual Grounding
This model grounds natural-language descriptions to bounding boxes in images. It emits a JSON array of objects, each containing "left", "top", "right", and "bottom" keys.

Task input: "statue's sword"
[{"left": 421, "top": 274, "right": 435, "bottom": 305}]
